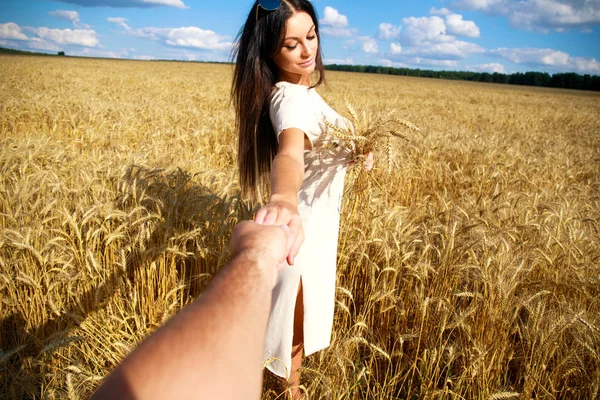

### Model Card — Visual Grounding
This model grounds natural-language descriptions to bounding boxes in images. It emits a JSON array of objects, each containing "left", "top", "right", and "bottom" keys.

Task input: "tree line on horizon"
[
  {"left": 1, "top": 46, "right": 598, "bottom": 91},
  {"left": 325, "top": 63, "right": 600, "bottom": 92}
]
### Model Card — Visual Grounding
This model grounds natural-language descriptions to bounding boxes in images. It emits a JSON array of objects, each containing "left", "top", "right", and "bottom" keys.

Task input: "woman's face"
[{"left": 272, "top": 11, "right": 318, "bottom": 84}]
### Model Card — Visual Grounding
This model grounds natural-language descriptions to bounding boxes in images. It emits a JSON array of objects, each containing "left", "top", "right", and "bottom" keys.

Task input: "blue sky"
[{"left": 1, "top": 0, "right": 599, "bottom": 75}]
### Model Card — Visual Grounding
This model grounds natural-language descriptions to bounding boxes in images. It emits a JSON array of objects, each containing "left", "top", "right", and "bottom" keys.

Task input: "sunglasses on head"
[{"left": 256, "top": 0, "right": 281, "bottom": 20}]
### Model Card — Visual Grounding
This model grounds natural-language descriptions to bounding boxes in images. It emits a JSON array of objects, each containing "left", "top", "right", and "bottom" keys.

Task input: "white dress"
[{"left": 263, "top": 81, "right": 352, "bottom": 378}]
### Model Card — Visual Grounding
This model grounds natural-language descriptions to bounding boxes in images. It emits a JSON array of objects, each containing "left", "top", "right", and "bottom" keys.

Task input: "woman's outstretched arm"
[{"left": 254, "top": 128, "right": 306, "bottom": 265}]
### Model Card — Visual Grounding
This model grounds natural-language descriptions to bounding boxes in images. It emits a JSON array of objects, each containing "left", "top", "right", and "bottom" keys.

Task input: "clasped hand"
[
  {"left": 349, "top": 152, "right": 374, "bottom": 171},
  {"left": 254, "top": 199, "right": 304, "bottom": 266}
]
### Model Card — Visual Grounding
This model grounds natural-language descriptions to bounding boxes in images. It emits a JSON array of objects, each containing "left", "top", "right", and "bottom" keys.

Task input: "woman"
[{"left": 231, "top": 1, "right": 371, "bottom": 397}]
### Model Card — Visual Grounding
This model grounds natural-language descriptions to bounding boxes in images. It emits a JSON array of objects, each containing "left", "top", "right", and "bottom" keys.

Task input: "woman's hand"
[
  {"left": 254, "top": 199, "right": 304, "bottom": 266},
  {"left": 363, "top": 152, "right": 374, "bottom": 171},
  {"left": 349, "top": 152, "right": 374, "bottom": 171}
]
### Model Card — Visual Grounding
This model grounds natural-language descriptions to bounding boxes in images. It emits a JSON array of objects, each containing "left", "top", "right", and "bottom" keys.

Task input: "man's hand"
[{"left": 230, "top": 221, "right": 289, "bottom": 269}]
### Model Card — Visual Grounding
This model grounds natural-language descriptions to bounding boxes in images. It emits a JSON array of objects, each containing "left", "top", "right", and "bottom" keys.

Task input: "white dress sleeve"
[{"left": 270, "top": 84, "right": 323, "bottom": 148}]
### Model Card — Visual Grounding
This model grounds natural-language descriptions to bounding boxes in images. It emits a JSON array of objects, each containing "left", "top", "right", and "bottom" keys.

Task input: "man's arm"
[{"left": 92, "top": 222, "right": 288, "bottom": 400}]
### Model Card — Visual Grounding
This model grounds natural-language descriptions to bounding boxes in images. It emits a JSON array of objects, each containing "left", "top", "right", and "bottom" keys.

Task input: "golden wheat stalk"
[
  {"left": 323, "top": 99, "right": 420, "bottom": 175},
  {"left": 326, "top": 100, "right": 420, "bottom": 259}
]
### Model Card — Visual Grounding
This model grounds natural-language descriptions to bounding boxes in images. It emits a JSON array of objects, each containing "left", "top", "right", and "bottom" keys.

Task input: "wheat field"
[{"left": 1, "top": 54, "right": 599, "bottom": 399}]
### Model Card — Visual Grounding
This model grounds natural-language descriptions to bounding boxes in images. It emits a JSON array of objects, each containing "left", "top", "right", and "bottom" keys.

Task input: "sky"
[{"left": 0, "top": 0, "right": 599, "bottom": 75}]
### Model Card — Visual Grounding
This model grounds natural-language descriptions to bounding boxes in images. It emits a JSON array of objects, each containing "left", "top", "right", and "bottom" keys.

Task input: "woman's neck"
[{"left": 277, "top": 71, "right": 311, "bottom": 86}]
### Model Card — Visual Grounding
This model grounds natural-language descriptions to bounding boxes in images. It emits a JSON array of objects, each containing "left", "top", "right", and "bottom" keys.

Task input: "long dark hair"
[{"left": 231, "top": 0, "right": 325, "bottom": 202}]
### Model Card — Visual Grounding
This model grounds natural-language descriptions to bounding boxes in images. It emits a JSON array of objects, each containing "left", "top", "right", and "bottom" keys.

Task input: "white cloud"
[
  {"left": 455, "top": 0, "right": 506, "bottom": 10},
  {"left": 342, "top": 39, "right": 356, "bottom": 49},
  {"left": 445, "top": 14, "right": 480, "bottom": 37},
  {"left": 425, "top": 59, "right": 458, "bottom": 67},
  {"left": 571, "top": 57, "right": 600, "bottom": 74},
  {"left": 49, "top": 10, "right": 91, "bottom": 29},
  {"left": 108, "top": 18, "right": 231, "bottom": 51},
  {"left": 162, "top": 48, "right": 228, "bottom": 62},
  {"left": 107, "top": 17, "right": 130, "bottom": 30},
  {"left": 405, "top": 40, "right": 484, "bottom": 59},
  {"left": 406, "top": 57, "right": 458, "bottom": 68},
  {"left": 377, "top": 13, "right": 484, "bottom": 68},
  {"left": 56, "top": 0, "right": 187, "bottom": 9},
  {"left": 129, "top": 27, "right": 169, "bottom": 40},
  {"left": 163, "top": 27, "right": 231, "bottom": 50},
  {"left": 379, "top": 59, "right": 392, "bottom": 67},
  {"left": 319, "top": 6, "right": 355, "bottom": 37},
  {"left": 490, "top": 47, "right": 570, "bottom": 65},
  {"left": 378, "top": 59, "right": 409, "bottom": 68},
  {"left": 401, "top": 16, "right": 453, "bottom": 45},
  {"left": 0, "top": 22, "right": 29, "bottom": 41},
  {"left": 0, "top": 9, "right": 100, "bottom": 51},
  {"left": 321, "top": 6, "right": 349, "bottom": 27},
  {"left": 28, "top": 38, "right": 61, "bottom": 51},
  {"left": 387, "top": 16, "right": 483, "bottom": 59},
  {"left": 2, "top": 22, "right": 100, "bottom": 50},
  {"left": 50, "top": 10, "right": 78, "bottom": 23},
  {"left": 324, "top": 57, "right": 353, "bottom": 64},
  {"left": 26, "top": 27, "right": 100, "bottom": 47},
  {"left": 320, "top": 26, "right": 355, "bottom": 37},
  {"left": 467, "top": 62, "right": 507, "bottom": 73},
  {"left": 65, "top": 47, "right": 132, "bottom": 58},
  {"left": 379, "top": 13, "right": 480, "bottom": 44},
  {"left": 453, "top": 0, "right": 600, "bottom": 31},
  {"left": 339, "top": 37, "right": 377, "bottom": 54},
  {"left": 490, "top": 47, "right": 600, "bottom": 74},
  {"left": 142, "top": 0, "right": 187, "bottom": 8},
  {"left": 378, "top": 23, "right": 402, "bottom": 40},
  {"left": 133, "top": 54, "right": 156, "bottom": 60},
  {"left": 360, "top": 37, "right": 379, "bottom": 53},
  {"left": 430, "top": 7, "right": 453, "bottom": 16},
  {"left": 379, "top": 57, "right": 462, "bottom": 69}
]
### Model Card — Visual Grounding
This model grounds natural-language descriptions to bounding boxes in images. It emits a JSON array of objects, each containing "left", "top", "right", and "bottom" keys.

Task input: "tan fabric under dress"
[{"left": 263, "top": 81, "right": 352, "bottom": 378}]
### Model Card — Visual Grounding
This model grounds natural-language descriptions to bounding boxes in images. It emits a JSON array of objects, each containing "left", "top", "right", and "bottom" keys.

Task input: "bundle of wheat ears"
[
  {"left": 324, "top": 101, "right": 421, "bottom": 251},
  {"left": 325, "top": 100, "right": 420, "bottom": 175}
]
